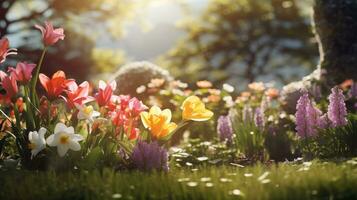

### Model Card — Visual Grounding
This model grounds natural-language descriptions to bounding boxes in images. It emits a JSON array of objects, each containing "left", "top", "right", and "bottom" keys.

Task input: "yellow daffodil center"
[
  {"left": 59, "top": 134, "right": 70, "bottom": 144},
  {"left": 28, "top": 143, "right": 36, "bottom": 150},
  {"left": 83, "top": 106, "right": 93, "bottom": 115}
]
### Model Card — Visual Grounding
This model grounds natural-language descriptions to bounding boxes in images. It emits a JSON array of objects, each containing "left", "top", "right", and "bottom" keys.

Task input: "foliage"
[
  {"left": 171, "top": 139, "right": 238, "bottom": 167},
  {"left": 304, "top": 115, "right": 357, "bottom": 159},
  {"left": 160, "top": 0, "right": 318, "bottom": 87},
  {"left": 91, "top": 48, "right": 127, "bottom": 74},
  {"left": 0, "top": 0, "right": 139, "bottom": 80}
]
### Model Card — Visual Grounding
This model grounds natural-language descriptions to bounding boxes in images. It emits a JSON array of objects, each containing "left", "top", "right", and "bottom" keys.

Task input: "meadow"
[{"left": 1, "top": 159, "right": 357, "bottom": 200}]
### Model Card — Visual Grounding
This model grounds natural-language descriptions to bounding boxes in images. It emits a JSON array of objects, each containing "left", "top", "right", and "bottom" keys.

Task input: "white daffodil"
[
  {"left": 75, "top": 103, "right": 100, "bottom": 123},
  {"left": 28, "top": 127, "right": 47, "bottom": 159},
  {"left": 46, "top": 123, "right": 84, "bottom": 157}
]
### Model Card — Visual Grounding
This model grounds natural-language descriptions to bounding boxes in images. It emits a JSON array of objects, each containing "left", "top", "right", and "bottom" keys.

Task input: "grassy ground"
[{"left": 0, "top": 159, "right": 356, "bottom": 200}]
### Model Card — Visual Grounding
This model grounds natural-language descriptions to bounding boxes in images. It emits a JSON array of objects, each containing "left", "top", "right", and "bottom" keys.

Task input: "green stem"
[
  {"left": 24, "top": 85, "right": 36, "bottom": 129},
  {"left": 31, "top": 47, "right": 47, "bottom": 107},
  {"left": 0, "top": 108, "right": 12, "bottom": 122},
  {"left": 84, "top": 122, "right": 92, "bottom": 156}
]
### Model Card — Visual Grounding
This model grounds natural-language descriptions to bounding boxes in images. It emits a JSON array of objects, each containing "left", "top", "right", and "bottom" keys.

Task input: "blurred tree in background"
[
  {"left": 0, "top": 0, "right": 137, "bottom": 81},
  {"left": 160, "top": 0, "right": 318, "bottom": 88}
]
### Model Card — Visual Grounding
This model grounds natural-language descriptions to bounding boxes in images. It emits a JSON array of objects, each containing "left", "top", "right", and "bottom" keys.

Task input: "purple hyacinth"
[
  {"left": 217, "top": 115, "right": 233, "bottom": 144},
  {"left": 295, "top": 92, "right": 309, "bottom": 138},
  {"left": 307, "top": 102, "right": 324, "bottom": 131},
  {"left": 254, "top": 108, "right": 265, "bottom": 131},
  {"left": 242, "top": 105, "right": 253, "bottom": 123},
  {"left": 131, "top": 141, "right": 169, "bottom": 172},
  {"left": 328, "top": 86, "right": 347, "bottom": 127},
  {"left": 295, "top": 92, "right": 322, "bottom": 138}
]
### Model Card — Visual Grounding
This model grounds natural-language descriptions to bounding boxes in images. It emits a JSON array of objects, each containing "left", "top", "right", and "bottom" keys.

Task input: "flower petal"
[
  {"left": 71, "top": 134, "right": 84, "bottom": 142},
  {"left": 68, "top": 141, "right": 81, "bottom": 151},
  {"left": 38, "top": 127, "right": 47, "bottom": 138},
  {"left": 46, "top": 134, "right": 57, "bottom": 146},
  {"left": 57, "top": 144, "right": 69, "bottom": 157},
  {"left": 140, "top": 112, "right": 150, "bottom": 128},
  {"left": 54, "top": 122, "right": 67, "bottom": 134},
  {"left": 162, "top": 109, "right": 172, "bottom": 123}
]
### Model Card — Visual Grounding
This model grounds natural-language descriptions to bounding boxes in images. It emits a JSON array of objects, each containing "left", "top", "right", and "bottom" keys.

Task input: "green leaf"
[{"left": 81, "top": 146, "right": 103, "bottom": 169}]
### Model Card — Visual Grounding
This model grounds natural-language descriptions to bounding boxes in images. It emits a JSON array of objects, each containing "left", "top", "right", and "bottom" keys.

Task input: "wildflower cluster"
[{"left": 0, "top": 21, "right": 213, "bottom": 171}]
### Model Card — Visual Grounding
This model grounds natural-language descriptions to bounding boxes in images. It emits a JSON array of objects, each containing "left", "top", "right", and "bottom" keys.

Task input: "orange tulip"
[
  {"left": 141, "top": 106, "right": 177, "bottom": 139},
  {"left": 181, "top": 96, "right": 213, "bottom": 121},
  {"left": 39, "top": 71, "right": 74, "bottom": 99}
]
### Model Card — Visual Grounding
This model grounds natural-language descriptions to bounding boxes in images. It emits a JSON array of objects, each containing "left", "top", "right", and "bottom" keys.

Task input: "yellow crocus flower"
[
  {"left": 140, "top": 106, "right": 177, "bottom": 139},
  {"left": 181, "top": 96, "right": 214, "bottom": 121}
]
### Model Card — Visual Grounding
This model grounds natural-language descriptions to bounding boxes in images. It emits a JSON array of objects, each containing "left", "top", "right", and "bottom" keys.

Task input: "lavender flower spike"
[
  {"left": 131, "top": 141, "right": 169, "bottom": 172},
  {"left": 328, "top": 86, "right": 347, "bottom": 127},
  {"left": 217, "top": 115, "right": 233, "bottom": 144},
  {"left": 254, "top": 108, "right": 265, "bottom": 131}
]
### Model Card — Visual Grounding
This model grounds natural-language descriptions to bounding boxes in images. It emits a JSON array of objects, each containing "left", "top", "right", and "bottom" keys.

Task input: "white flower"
[
  {"left": 223, "top": 96, "right": 234, "bottom": 107},
  {"left": 28, "top": 127, "right": 47, "bottom": 159},
  {"left": 223, "top": 83, "right": 234, "bottom": 93},
  {"left": 46, "top": 123, "right": 84, "bottom": 157},
  {"left": 75, "top": 104, "right": 100, "bottom": 123}
]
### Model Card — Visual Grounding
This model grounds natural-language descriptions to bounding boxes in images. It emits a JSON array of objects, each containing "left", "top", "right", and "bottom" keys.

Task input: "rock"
[
  {"left": 281, "top": 68, "right": 322, "bottom": 113},
  {"left": 111, "top": 61, "right": 173, "bottom": 97}
]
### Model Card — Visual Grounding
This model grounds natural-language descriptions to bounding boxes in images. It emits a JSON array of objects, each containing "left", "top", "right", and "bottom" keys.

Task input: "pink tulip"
[
  {"left": 128, "top": 97, "right": 147, "bottom": 117},
  {"left": 35, "top": 21, "right": 65, "bottom": 46},
  {"left": 8, "top": 62, "right": 36, "bottom": 84},
  {"left": 62, "top": 81, "right": 93, "bottom": 109},
  {"left": 0, "top": 38, "right": 17, "bottom": 63},
  {"left": 0, "top": 71, "right": 18, "bottom": 103}
]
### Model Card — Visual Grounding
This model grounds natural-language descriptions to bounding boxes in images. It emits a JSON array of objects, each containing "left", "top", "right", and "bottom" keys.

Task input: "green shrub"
[{"left": 305, "top": 115, "right": 357, "bottom": 159}]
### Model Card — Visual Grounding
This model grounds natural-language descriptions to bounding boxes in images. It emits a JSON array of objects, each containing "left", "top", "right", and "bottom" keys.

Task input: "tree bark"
[{"left": 314, "top": 0, "right": 357, "bottom": 85}]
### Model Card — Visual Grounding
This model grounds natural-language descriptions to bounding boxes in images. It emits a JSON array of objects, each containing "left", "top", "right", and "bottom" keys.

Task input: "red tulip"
[
  {"left": 8, "top": 62, "right": 36, "bottom": 84},
  {"left": 62, "top": 81, "right": 93, "bottom": 109},
  {"left": 35, "top": 21, "right": 65, "bottom": 46},
  {"left": 0, "top": 71, "right": 18, "bottom": 103},
  {"left": 95, "top": 80, "right": 116, "bottom": 107},
  {"left": 39, "top": 71, "right": 74, "bottom": 100},
  {"left": 0, "top": 38, "right": 17, "bottom": 63}
]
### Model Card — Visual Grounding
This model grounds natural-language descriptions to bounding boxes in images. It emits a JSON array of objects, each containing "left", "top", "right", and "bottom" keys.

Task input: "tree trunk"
[
  {"left": 314, "top": 0, "right": 357, "bottom": 85},
  {"left": 281, "top": 0, "right": 357, "bottom": 113}
]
